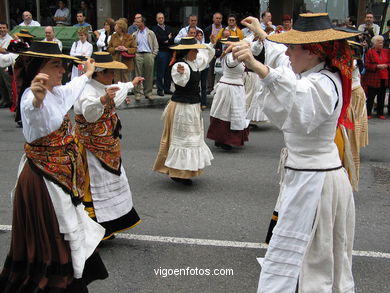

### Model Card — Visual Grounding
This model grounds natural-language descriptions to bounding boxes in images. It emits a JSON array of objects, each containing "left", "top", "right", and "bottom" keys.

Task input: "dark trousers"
[
  {"left": 366, "top": 80, "right": 387, "bottom": 116},
  {"left": 155, "top": 51, "right": 171, "bottom": 92},
  {"left": 207, "top": 58, "right": 216, "bottom": 92},
  {"left": 0, "top": 68, "right": 12, "bottom": 105},
  {"left": 200, "top": 67, "right": 209, "bottom": 106}
]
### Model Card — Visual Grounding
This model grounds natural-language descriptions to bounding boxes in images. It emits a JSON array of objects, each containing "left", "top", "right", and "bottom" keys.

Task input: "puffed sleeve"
[
  {"left": 171, "top": 62, "right": 191, "bottom": 87},
  {"left": 225, "top": 51, "right": 240, "bottom": 67},
  {"left": 263, "top": 39, "right": 290, "bottom": 68},
  {"left": 259, "top": 66, "right": 339, "bottom": 134},
  {"left": 21, "top": 89, "right": 49, "bottom": 133},
  {"left": 195, "top": 43, "right": 215, "bottom": 71},
  {"left": 96, "top": 32, "right": 106, "bottom": 49}
]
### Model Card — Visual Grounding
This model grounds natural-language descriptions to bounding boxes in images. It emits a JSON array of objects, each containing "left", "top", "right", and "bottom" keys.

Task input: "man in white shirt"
[
  {"left": 19, "top": 11, "right": 41, "bottom": 26},
  {"left": 260, "top": 11, "right": 275, "bottom": 31},
  {"left": 358, "top": 12, "right": 380, "bottom": 36},
  {"left": 54, "top": 0, "right": 71, "bottom": 26},
  {"left": 0, "top": 22, "right": 13, "bottom": 108},
  {"left": 43, "top": 26, "right": 63, "bottom": 51},
  {"left": 174, "top": 15, "right": 204, "bottom": 44}
]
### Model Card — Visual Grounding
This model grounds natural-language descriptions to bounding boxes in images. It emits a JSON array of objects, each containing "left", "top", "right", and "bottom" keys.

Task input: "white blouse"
[
  {"left": 21, "top": 75, "right": 89, "bottom": 143},
  {"left": 259, "top": 40, "right": 342, "bottom": 169},
  {"left": 96, "top": 31, "right": 112, "bottom": 52},
  {"left": 171, "top": 43, "right": 215, "bottom": 87},
  {"left": 73, "top": 78, "right": 134, "bottom": 122}
]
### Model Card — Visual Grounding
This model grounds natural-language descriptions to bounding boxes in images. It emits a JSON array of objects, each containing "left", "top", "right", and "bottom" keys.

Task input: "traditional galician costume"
[
  {"left": 153, "top": 37, "right": 214, "bottom": 185},
  {"left": 236, "top": 14, "right": 360, "bottom": 292},
  {"left": 0, "top": 41, "right": 107, "bottom": 292},
  {"left": 73, "top": 52, "right": 141, "bottom": 240},
  {"left": 207, "top": 36, "right": 249, "bottom": 150}
]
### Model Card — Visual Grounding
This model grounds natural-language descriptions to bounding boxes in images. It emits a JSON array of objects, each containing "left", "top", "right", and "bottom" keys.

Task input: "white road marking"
[{"left": 1, "top": 225, "right": 389, "bottom": 259}]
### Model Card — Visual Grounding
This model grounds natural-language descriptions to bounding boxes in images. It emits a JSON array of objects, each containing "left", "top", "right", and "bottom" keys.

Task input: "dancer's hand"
[
  {"left": 31, "top": 73, "right": 49, "bottom": 108},
  {"left": 177, "top": 64, "right": 185, "bottom": 74},
  {"left": 83, "top": 58, "right": 95, "bottom": 78},
  {"left": 132, "top": 76, "right": 144, "bottom": 86},
  {"left": 101, "top": 86, "right": 120, "bottom": 105},
  {"left": 241, "top": 17, "right": 267, "bottom": 41}
]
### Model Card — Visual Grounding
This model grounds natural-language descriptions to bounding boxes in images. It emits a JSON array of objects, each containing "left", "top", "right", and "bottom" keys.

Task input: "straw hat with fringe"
[
  {"left": 170, "top": 37, "right": 206, "bottom": 50},
  {"left": 14, "top": 29, "right": 35, "bottom": 39},
  {"left": 267, "top": 13, "right": 360, "bottom": 44},
  {"left": 18, "top": 41, "right": 79, "bottom": 60},
  {"left": 75, "top": 52, "right": 128, "bottom": 70}
]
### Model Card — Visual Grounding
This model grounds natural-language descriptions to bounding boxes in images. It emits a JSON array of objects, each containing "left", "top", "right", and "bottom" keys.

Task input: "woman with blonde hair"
[
  {"left": 70, "top": 26, "right": 93, "bottom": 80},
  {"left": 108, "top": 19, "right": 136, "bottom": 84}
]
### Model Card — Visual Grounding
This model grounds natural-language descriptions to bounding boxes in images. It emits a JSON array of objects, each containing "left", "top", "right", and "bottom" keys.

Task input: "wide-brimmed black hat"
[
  {"left": 267, "top": 13, "right": 360, "bottom": 44},
  {"left": 14, "top": 29, "right": 35, "bottom": 39},
  {"left": 18, "top": 41, "right": 79, "bottom": 60},
  {"left": 75, "top": 52, "right": 128, "bottom": 69},
  {"left": 170, "top": 37, "right": 207, "bottom": 50}
]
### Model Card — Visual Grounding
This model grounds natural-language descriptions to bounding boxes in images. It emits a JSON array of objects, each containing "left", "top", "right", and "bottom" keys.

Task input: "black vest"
[{"left": 171, "top": 60, "right": 201, "bottom": 104}]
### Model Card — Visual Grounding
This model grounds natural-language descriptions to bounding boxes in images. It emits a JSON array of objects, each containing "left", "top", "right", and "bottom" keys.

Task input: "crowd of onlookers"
[{"left": 1, "top": 5, "right": 389, "bottom": 117}]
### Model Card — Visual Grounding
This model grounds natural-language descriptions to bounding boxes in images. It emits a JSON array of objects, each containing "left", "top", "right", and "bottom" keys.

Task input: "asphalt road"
[{"left": 0, "top": 106, "right": 389, "bottom": 293}]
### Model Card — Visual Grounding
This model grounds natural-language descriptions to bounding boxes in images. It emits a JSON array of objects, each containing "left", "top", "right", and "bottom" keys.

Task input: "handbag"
[{"left": 121, "top": 51, "right": 135, "bottom": 58}]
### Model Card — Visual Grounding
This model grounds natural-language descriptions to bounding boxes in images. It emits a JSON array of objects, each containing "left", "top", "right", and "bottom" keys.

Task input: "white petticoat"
[
  {"left": 86, "top": 150, "right": 134, "bottom": 223},
  {"left": 164, "top": 102, "right": 214, "bottom": 171},
  {"left": 210, "top": 78, "right": 249, "bottom": 130},
  {"left": 244, "top": 72, "right": 269, "bottom": 122}
]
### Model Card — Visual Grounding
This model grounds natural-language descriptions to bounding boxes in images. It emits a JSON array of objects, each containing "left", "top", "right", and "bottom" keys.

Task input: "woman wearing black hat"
[
  {"left": 74, "top": 52, "right": 144, "bottom": 240},
  {"left": 153, "top": 37, "right": 215, "bottom": 185},
  {"left": 0, "top": 41, "right": 108, "bottom": 292},
  {"left": 230, "top": 14, "right": 359, "bottom": 292}
]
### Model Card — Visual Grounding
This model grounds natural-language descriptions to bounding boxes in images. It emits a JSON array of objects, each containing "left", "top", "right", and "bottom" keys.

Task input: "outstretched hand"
[
  {"left": 83, "top": 58, "right": 95, "bottom": 78},
  {"left": 132, "top": 76, "right": 144, "bottom": 86},
  {"left": 241, "top": 17, "right": 267, "bottom": 41}
]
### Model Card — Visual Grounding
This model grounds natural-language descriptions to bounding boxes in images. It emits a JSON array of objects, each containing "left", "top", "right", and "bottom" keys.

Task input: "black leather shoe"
[
  {"left": 157, "top": 90, "right": 164, "bottom": 96},
  {"left": 214, "top": 141, "right": 222, "bottom": 147},
  {"left": 164, "top": 90, "right": 173, "bottom": 95}
]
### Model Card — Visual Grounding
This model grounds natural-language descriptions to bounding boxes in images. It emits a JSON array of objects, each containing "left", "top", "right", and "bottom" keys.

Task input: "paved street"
[{"left": 0, "top": 106, "right": 389, "bottom": 293}]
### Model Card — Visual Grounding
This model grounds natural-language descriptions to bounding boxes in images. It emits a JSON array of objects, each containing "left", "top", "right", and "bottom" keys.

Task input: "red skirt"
[
  {"left": 0, "top": 162, "right": 108, "bottom": 292},
  {"left": 207, "top": 117, "right": 249, "bottom": 146}
]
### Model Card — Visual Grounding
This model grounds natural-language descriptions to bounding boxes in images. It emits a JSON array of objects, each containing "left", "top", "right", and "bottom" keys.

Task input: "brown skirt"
[
  {"left": 207, "top": 117, "right": 249, "bottom": 146},
  {"left": 0, "top": 162, "right": 108, "bottom": 292}
]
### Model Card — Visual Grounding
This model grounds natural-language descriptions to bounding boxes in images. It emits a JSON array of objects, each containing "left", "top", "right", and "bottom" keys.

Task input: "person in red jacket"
[{"left": 363, "top": 35, "right": 390, "bottom": 119}]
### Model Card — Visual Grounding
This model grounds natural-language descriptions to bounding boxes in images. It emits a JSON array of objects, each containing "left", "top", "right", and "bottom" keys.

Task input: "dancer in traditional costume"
[
  {"left": 74, "top": 51, "right": 142, "bottom": 240},
  {"left": 230, "top": 14, "right": 359, "bottom": 292},
  {"left": 207, "top": 36, "right": 249, "bottom": 150},
  {"left": 153, "top": 37, "right": 214, "bottom": 185},
  {"left": 0, "top": 41, "right": 108, "bottom": 292}
]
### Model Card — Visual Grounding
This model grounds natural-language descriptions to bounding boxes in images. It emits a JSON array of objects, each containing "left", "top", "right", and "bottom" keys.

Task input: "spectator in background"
[
  {"left": 54, "top": 0, "right": 70, "bottom": 26},
  {"left": 215, "top": 14, "right": 244, "bottom": 41},
  {"left": 358, "top": 12, "right": 380, "bottom": 36},
  {"left": 70, "top": 27, "right": 93, "bottom": 80},
  {"left": 43, "top": 26, "right": 63, "bottom": 51},
  {"left": 73, "top": 11, "right": 92, "bottom": 32},
  {"left": 0, "top": 21, "right": 13, "bottom": 108},
  {"left": 174, "top": 15, "right": 204, "bottom": 44},
  {"left": 204, "top": 12, "right": 224, "bottom": 93},
  {"left": 187, "top": 26, "right": 197, "bottom": 37},
  {"left": 152, "top": 12, "right": 174, "bottom": 96},
  {"left": 195, "top": 30, "right": 209, "bottom": 109},
  {"left": 204, "top": 12, "right": 224, "bottom": 43},
  {"left": 108, "top": 19, "right": 136, "bottom": 84},
  {"left": 133, "top": 16, "right": 159, "bottom": 101},
  {"left": 275, "top": 14, "right": 292, "bottom": 34},
  {"left": 381, "top": 19, "right": 390, "bottom": 49},
  {"left": 96, "top": 18, "right": 115, "bottom": 52},
  {"left": 19, "top": 11, "right": 40, "bottom": 26},
  {"left": 128, "top": 14, "right": 142, "bottom": 34},
  {"left": 80, "top": 0, "right": 95, "bottom": 29},
  {"left": 347, "top": 16, "right": 357, "bottom": 28},
  {"left": 260, "top": 11, "right": 275, "bottom": 31},
  {"left": 363, "top": 35, "right": 390, "bottom": 119}
]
